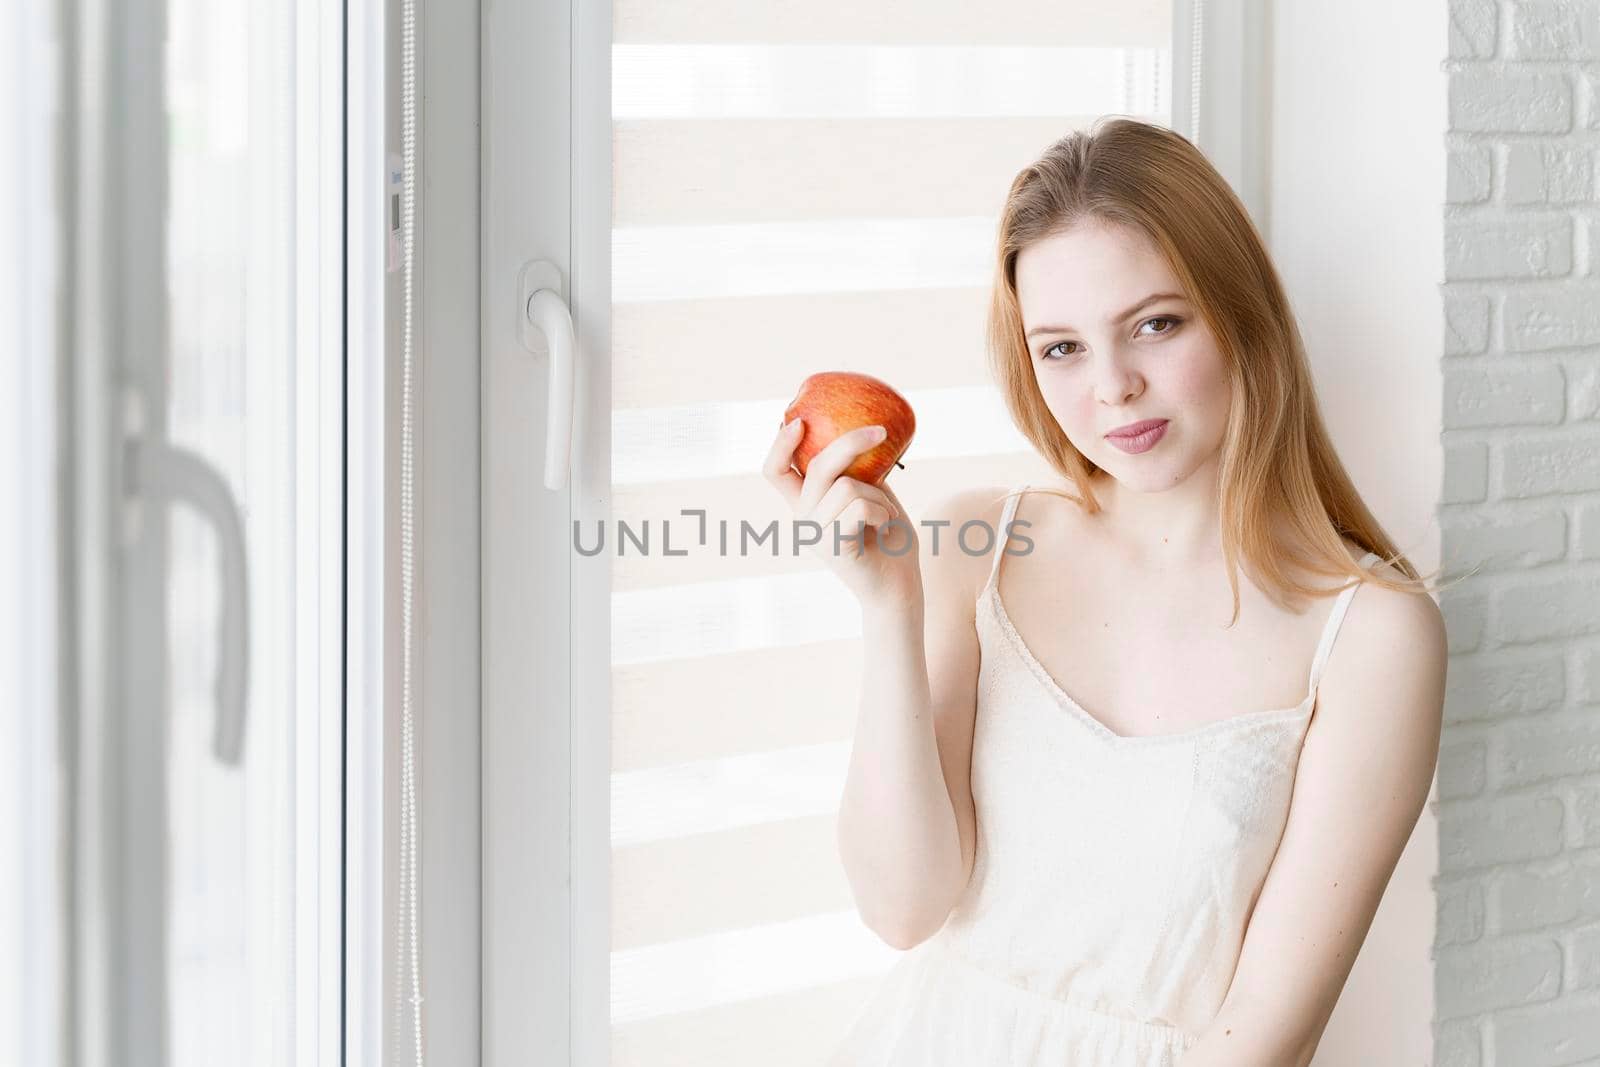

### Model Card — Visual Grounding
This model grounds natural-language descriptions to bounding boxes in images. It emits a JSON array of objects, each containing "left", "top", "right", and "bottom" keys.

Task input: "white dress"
[{"left": 828, "top": 484, "right": 1382, "bottom": 1066}]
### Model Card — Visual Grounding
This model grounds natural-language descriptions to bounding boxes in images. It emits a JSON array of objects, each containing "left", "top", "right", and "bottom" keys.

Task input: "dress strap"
[
  {"left": 983, "top": 485, "right": 1028, "bottom": 596},
  {"left": 1306, "top": 549, "right": 1382, "bottom": 697}
]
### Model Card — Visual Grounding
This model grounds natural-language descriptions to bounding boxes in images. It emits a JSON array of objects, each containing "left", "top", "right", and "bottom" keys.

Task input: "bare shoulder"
[
  {"left": 916, "top": 484, "right": 1018, "bottom": 609},
  {"left": 1346, "top": 540, "right": 1446, "bottom": 645},
  {"left": 1326, "top": 539, "right": 1448, "bottom": 734},
  {"left": 919, "top": 482, "right": 1017, "bottom": 528}
]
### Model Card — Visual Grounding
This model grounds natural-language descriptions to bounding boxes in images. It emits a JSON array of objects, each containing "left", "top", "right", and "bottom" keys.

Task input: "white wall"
[{"left": 1265, "top": 1, "right": 1447, "bottom": 1063}]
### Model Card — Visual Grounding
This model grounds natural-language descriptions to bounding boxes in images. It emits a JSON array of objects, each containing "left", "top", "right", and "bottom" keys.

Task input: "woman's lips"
[
  {"left": 1106, "top": 417, "right": 1167, "bottom": 438},
  {"left": 1105, "top": 419, "right": 1169, "bottom": 454}
]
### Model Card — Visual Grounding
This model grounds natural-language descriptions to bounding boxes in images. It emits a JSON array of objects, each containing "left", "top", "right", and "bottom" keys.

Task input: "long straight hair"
[{"left": 984, "top": 116, "right": 1459, "bottom": 625}]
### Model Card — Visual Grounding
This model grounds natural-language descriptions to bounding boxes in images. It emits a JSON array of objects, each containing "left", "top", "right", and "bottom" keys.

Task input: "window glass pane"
[
  {"left": 0, "top": 0, "right": 62, "bottom": 1063},
  {"left": 164, "top": 0, "right": 332, "bottom": 1062},
  {"left": 607, "top": 6, "right": 1174, "bottom": 1063},
  {"left": 11, "top": 0, "right": 340, "bottom": 1061}
]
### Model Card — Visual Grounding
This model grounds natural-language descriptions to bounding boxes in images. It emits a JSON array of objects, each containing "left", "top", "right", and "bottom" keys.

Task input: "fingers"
[
  {"left": 763, "top": 418, "right": 806, "bottom": 507},
  {"left": 798, "top": 424, "right": 888, "bottom": 514},
  {"left": 877, "top": 480, "right": 908, "bottom": 521},
  {"left": 814, "top": 476, "right": 897, "bottom": 531},
  {"left": 764, "top": 420, "right": 904, "bottom": 543}
]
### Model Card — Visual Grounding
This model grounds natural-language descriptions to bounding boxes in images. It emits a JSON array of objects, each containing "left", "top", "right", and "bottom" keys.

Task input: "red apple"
[{"left": 782, "top": 371, "right": 916, "bottom": 487}]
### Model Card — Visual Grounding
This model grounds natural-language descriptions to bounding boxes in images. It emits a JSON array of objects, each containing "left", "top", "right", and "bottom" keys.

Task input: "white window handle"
[
  {"left": 125, "top": 438, "right": 250, "bottom": 765},
  {"left": 517, "top": 259, "right": 575, "bottom": 490}
]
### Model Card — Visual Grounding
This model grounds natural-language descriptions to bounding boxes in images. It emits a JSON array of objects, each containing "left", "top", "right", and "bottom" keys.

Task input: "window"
[
  {"left": 607, "top": 9, "right": 1175, "bottom": 1062},
  {"left": 162, "top": 2, "right": 344, "bottom": 1055},
  {"left": 6, "top": 0, "right": 350, "bottom": 1062},
  {"left": 483, "top": 2, "right": 1272, "bottom": 1063},
  {"left": 15, "top": 0, "right": 1264, "bottom": 1062}
]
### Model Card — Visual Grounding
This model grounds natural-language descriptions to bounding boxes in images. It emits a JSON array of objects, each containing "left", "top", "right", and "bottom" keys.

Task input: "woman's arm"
[
  {"left": 836, "top": 489, "right": 992, "bottom": 949},
  {"left": 1178, "top": 580, "right": 1447, "bottom": 1065}
]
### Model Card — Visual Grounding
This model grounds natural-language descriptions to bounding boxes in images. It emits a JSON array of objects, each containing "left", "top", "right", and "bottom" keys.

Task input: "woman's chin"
[{"left": 1095, "top": 456, "right": 1175, "bottom": 492}]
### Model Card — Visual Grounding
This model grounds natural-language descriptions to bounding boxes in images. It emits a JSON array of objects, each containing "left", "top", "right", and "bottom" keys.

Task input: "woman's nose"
[{"left": 1090, "top": 349, "right": 1144, "bottom": 406}]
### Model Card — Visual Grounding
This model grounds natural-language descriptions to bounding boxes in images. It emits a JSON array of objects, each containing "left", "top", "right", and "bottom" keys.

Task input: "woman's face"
[{"left": 1015, "top": 218, "right": 1232, "bottom": 493}]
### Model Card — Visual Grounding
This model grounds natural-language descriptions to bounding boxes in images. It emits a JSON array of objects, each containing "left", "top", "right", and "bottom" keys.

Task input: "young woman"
[{"left": 762, "top": 118, "right": 1452, "bottom": 1066}]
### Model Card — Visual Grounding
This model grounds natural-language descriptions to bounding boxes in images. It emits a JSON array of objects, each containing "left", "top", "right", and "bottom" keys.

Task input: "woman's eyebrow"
[{"left": 1025, "top": 292, "right": 1186, "bottom": 339}]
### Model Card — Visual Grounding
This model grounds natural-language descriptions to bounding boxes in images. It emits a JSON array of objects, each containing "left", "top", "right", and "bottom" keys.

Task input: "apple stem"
[{"left": 895, "top": 461, "right": 905, "bottom": 470}]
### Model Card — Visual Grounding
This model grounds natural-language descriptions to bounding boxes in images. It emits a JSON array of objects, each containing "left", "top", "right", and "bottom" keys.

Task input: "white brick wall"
[{"left": 1439, "top": 2, "right": 1600, "bottom": 1063}]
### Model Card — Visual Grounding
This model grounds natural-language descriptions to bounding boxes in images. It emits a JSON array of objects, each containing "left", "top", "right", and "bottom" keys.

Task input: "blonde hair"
[{"left": 984, "top": 116, "right": 1466, "bottom": 625}]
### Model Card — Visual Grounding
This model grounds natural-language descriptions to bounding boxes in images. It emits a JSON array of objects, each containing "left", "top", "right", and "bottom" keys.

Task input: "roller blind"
[{"left": 607, "top": 5, "right": 1176, "bottom": 1062}]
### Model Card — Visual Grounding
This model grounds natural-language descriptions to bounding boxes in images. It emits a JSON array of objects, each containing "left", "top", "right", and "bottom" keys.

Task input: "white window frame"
[
  {"left": 351, "top": 0, "right": 491, "bottom": 1063},
  {"left": 472, "top": 3, "right": 1265, "bottom": 1065},
  {"left": 344, "top": 0, "right": 388, "bottom": 1058},
  {"left": 479, "top": 0, "right": 612, "bottom": 1060},
  {"left": 1172, "top": 0, "right": 1273, "bottom": 235},
  {"left": 402, "top": 0, "right": 487, "bottom": 1054},
  {"left": 57, "top": 0, "right": 351, "bottom": 1061}
]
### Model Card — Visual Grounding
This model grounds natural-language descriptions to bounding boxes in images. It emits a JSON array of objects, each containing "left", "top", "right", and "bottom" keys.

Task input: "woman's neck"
[{"left": 1085, "top": 459, "right": 1225, "bottom": 570}]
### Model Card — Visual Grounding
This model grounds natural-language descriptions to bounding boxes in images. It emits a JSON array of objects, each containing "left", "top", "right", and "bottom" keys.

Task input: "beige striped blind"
[{"left": 609, "top": 5, "right": 1175, "bottom": 1062}]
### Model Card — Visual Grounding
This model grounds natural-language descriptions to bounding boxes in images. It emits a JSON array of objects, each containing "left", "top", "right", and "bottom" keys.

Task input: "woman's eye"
[{"left": 1039, "top": 316, "right": 1181, "bottom": 361}]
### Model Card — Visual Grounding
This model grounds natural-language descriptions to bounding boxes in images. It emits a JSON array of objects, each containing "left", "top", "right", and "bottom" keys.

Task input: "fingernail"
[
  {"left": 871, "top": 425, "right": 887, "bottom": 441},
  {"left": 784, "top": 418, "right": 802, "bottom": 432}
]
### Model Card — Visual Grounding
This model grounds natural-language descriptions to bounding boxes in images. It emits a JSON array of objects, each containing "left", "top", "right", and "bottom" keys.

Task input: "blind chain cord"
[
  {"left": 1190, "top": 0, "right": 1205, "bottom": 142},
  {"left": 394, "top": 0, "right": 425, "bottom": 1060}
]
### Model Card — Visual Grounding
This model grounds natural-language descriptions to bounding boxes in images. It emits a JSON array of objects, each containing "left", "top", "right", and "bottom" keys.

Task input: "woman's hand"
[{"left": 763, "top": 418, "right": 922, "bottom": 608}]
